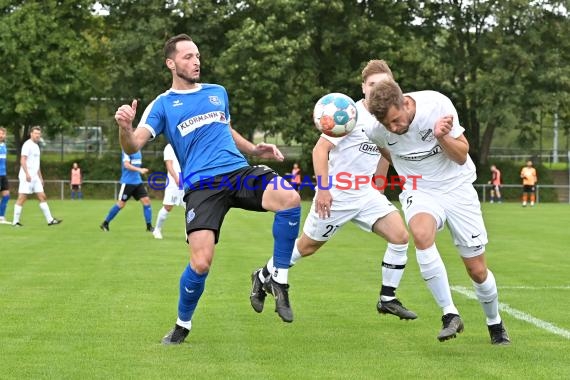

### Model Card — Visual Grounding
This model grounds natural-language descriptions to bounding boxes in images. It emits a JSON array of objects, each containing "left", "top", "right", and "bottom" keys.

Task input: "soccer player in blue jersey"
[
  {"left": 0, "top": 127, "right": 11, "bottom": 224},
  {"left": 99, "top": 150, "right": 153, "bottom": 232},
  {"left": 114, "top": 34, "right": 301, "bottom": 344}
]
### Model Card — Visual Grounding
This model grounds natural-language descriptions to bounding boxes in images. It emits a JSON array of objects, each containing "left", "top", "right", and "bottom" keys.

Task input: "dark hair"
[
  {"left": 164, "top": 34, "right": 193, "bottom": 59},
  {"left": 367, "top": 79, "right": 404, "bottom": 123},
  {"left": 30, "top": 126, "right": 42, "bottom": 133}
]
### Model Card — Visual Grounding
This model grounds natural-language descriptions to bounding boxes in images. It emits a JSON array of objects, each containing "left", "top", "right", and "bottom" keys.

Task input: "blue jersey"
[
  {"left": 139, "top": 84, "right": 248, "bottom": 189},
  {"left": 0, "top": 142, "right": 6, "bottom": 176},
  {"left": 120, "top": 151, "right": 143, "bottom": 185}
]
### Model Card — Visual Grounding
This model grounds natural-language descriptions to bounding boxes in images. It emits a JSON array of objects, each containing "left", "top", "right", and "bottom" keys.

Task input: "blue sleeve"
[{"left": 139, "top": 97, "right": 165, "bottom": 138}]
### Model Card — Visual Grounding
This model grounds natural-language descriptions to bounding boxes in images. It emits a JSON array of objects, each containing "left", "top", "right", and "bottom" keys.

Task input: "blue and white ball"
[{"left": 313, "top": 93, "right": 358, "bottom": 137}]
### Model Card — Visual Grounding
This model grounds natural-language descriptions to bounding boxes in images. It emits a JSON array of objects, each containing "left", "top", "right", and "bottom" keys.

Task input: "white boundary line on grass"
[
  {"left": 451, "top": 285, "right": 570, "bottom": 340},
  {"left": 498, "top": 285, "right": 570, "bottom": 290}
]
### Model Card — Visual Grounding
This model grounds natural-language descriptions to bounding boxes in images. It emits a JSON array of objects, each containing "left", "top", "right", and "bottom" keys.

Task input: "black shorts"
[
  {"left": 118, "top": 183, "right": 149, "bottom": 201},
  {"left": 522, "top": 185, "right": 535, "bottom": 193},
  {"left": 184, "top": 165, "right": 279, "bottom": 243},
  {"left": 0, "top": 175, "right": 8, "bottom": 192},
  {"left": 71, "top": 184, "right": 81, "bottom": 191}
]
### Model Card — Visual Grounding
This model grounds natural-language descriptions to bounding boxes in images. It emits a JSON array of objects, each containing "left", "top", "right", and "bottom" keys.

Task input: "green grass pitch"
[{"left": 1, "top": 200, "right": 569, "bottom": 379}]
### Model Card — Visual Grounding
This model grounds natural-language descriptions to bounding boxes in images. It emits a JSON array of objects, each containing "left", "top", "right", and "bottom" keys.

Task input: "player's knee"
[
  {"left": 280, "top": 188, "right": 301, "bottom": 209},
  {"left": 190, "top": 258, "right": 211, "bottom": 274},
  {"left": 411, "top": 229, "right": 434, "bottom": 249},
  {"left": 466, "top": 265, "right": 487, "bottom": 283}
]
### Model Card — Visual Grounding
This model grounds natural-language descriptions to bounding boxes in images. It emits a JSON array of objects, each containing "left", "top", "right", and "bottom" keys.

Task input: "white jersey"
[
  {"left": 364, "top": 90, "right": 476, "bottom": 192},
  {"left": 319, "top": 99, "right": 381, "bottom": 197},
  {"left": 163, "top": 143, "right": 182, "bottom": 191},
  {"left": 18, "top": 139, "right": 41, "bottom": 180}
]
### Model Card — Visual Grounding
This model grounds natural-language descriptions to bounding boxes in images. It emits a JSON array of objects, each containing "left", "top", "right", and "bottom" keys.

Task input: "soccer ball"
[{"left": 313, "top": 92, "right": 358, "bottom": 137}]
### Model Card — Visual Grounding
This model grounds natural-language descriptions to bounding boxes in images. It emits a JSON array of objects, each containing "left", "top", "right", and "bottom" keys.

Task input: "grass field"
[{"left": 1, "top": 200, "right": 570, "bottom": 379}]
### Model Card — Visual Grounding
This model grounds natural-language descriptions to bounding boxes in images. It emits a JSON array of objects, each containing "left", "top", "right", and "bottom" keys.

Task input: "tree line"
[{"left": 1, "top": 0, "right": 568, "bottom": 167}]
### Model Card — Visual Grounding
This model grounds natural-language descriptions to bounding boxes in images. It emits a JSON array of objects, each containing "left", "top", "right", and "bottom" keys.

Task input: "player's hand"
[
  {"left": 252, "top": 143, "right": 284, "bottom": 161},
  {"left": 115, "top": 99, "right": 138, "bottom": 130},
  {"left": 140, "top": 168, "right": 149, "bottom": 175},
  {"left": 434, "top": 115, "right": 453, "bottom": 138},
  {"left": 315, "top": 189, "right": 333, "bottom": 219},
  {"left": 26, "top": 174, "right": 31, "bottom": 182}
]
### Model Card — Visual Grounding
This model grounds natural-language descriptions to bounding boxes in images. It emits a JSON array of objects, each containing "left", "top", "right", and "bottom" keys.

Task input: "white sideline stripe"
[
  {"left": 499, "top": 285, "right": 570, "bottom": 290},
  {"left": 451, "top": 286, "right": 570, "bottom": 340}
]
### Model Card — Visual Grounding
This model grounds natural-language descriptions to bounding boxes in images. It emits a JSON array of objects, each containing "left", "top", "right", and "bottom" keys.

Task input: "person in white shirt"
[
  {"left": 250, "top": 60, "right": 416, "bottom": 320},
  {"left": 12, "top": 126, "right": 61, "bottom": 227},
  {"left": 365, "top": 78, "right": 510, "bottom": 345},
  {"left": 153, "top": 144, "right": 185, "bottom": 239}
]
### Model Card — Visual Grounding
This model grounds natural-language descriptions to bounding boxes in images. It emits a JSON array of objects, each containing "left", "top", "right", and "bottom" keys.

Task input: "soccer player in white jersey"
[
  {"left": 152, "top": 143, "right": 185, "bottom": 239},
  {"left": 250, "top": 60, "right": 416, "bottom": 320},
  {"left": 12, "top": 126, "right": 62, "bottom": 227},
  {"left": 365, "top": 78, "right": 510, "bottom": 345}
]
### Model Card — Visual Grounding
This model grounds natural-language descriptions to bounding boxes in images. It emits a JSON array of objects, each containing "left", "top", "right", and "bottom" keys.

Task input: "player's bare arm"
[
  {"left": 434, "top": 116, "right": 469, "bottom": 165},
  {"left": 374, "top": 156, "right": 390, "bottom": 192},
  {"left": 230, "top": 127, "right": 284, "bottom": 161},
  {"left": 124, "top": 161, "right": 148, "bottom": 175},
  {"left": 165, "top": 160, "right": 180, "bottom": 187},
  {"left": 116, "top": 99, "right": 151, "bottom": 154},
  {"left": 313, "top": 137, "right": 334, "bottom": 219},
  {"left": 20, "top": 155, "right": 31, "bottom": 181}
]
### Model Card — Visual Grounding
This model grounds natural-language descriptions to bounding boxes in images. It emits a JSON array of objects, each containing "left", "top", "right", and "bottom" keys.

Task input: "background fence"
[{"left": 7, "top": 179, "right": 570, "bottom": 204}]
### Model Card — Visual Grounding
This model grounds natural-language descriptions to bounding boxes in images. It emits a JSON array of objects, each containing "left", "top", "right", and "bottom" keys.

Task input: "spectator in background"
[
  {"left": 12, "top": 126, "right": 62, "bottom": 227},
  {"left": 520, "top": 160, "right": 538, "bottom": 207},
  {"left": 488, "top": 165, "right": 502, "bottom": 203},
  {"left": 70, "top": 162, "right": 83, "bottom": 200},
  {"left": 0, "top": 127, "right": 10, "bottom": 224},
  {"left": 290, "top": 162, "right": 302, "bottom": 193}
]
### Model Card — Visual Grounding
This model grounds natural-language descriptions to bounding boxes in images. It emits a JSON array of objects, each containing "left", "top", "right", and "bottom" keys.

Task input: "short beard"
[{"left": 177, "top": 72, "right": 199, "bottom": 85}]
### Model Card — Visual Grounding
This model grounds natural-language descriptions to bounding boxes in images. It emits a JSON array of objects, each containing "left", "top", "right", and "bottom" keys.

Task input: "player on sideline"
[
  {"left": 250, "top": 60, "right": 416, "bottom": 320},
  {"left": 520, "top": 160, "right": 537, "bottom": 207},
  {"left": 99, "top": 150, "right": 153, "bottom": 232},
  {"left": 488, "top": 164, "right": 502, "bottom": 203},
  {"left": 366, "top": 78, "right": 510, "bottom": 345},
  {"left": 152, "top": 143, "right": 185, "bottom": 240},
  {"left": 0, "top": 127, "right": 11, "bottom": 224},
  {"left": 114, "top": 34, "right": 301, "bottom": 345},
  {"left": 12, "top": 126, "right": 62, "bottom": 227}
]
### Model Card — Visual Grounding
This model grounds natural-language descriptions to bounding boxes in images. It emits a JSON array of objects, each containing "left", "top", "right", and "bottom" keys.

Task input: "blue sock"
[
  {"left": 105, "top": 204, "right": 121, "bottom": 223},
  {"left": 272, "top": 207, "right": 301, "bottom": 268},
  {"left": 143, "top": 204, "right": 152, "bottom": 224},
  {"left": 0, "top": 194, "right": 9, "bottom": 217},
  {"left": 78, "top": 191, "right": 83, "bottom": 199},
  {"left": 71, "top": 191, "right": 75, "bottom": 200},
  {"left": 178, "top": 264, "right": 208, "bottom": 322}
]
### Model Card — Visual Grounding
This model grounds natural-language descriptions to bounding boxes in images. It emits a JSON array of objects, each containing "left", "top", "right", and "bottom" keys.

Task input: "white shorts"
[
  {"left": 399, "top": 184, "right": 488, "bottom": 258},
  {"left": 162, "top": 187, "right": 185, "bottom": 207},
  {"left": 18, "top": 177, "right": 44, "bottom": 194},
  {"left": 303, "top": 189, "right": 398, "bottom": 242}
]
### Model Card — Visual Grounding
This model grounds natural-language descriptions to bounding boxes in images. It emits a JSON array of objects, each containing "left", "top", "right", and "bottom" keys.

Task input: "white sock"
[
  {"left": 382, "top": 243, "right": 408, "bottom": 288},
  {"left": 155, "top": 207, "right": 169, "bottom": 230},
  {"left": 417, "top": 244, "right": 459, "bottom": 315},
  {"left": 39, "top": 202, "right": 53, "bottom": 223},
  {"left": 272, "top": 267, "right": 289, "bottom": 284},
  {"left": 13, "top": 204, "right": 22, "bottom": 224},
  {"left": 176, "top": 317, "right": 192, "bottom": 330},
  {"left": 473, "top": 269, "right": 501, "bottom": 325},
  {"left": 289, "top": 240, "right": 302, "bottom": 265}
]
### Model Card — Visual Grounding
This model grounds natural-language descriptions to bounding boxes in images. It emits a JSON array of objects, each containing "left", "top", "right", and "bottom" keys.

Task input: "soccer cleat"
[
  {"left": 437, "top": 313, "right": 464, "bottom": 342},
  {"left": 153, "top": 228, "right": 163, "bottom": 240},
  {"left": 488, "top": 321, "right": 511, "bottom": 345},
  {"left": 0, "top": 217, "right": 11, "bottom": 224},
  {"left": 100, "top": 221, "right": 109, "bottom": 232},
  {"left": 263, "top": 277, "right": 293, "bottom": 323},
  {"left": 250, "top": 269, "right": 267, "bottom": 313},
  {"left": 48, "top": 218, "right": 62, "bottom": 226},
  {"left": 377, "top": 298, "right": 418, "bottom": 320},
  {"left": 13, "top": 222, "right": 23, "bottom": 227},
  {"left": 161, "top": 324, "right": 191, "bottom": 345},
  {"left": 146, "top": 223, "right": 154, "bottom": 232}
]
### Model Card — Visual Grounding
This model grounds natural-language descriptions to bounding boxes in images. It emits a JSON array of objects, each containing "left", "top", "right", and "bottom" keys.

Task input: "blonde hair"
[{"left": 361, "top": 59, "right": 393, "bottom": 83}]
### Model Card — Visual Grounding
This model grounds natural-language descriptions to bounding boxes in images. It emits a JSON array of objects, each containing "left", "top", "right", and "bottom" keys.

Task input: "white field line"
[
  {"left": 498, "top": 285, "right": 570, "bottom": 290},
  {"left": 451, "top": 285, "right": 570, "bottom": 340}
]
